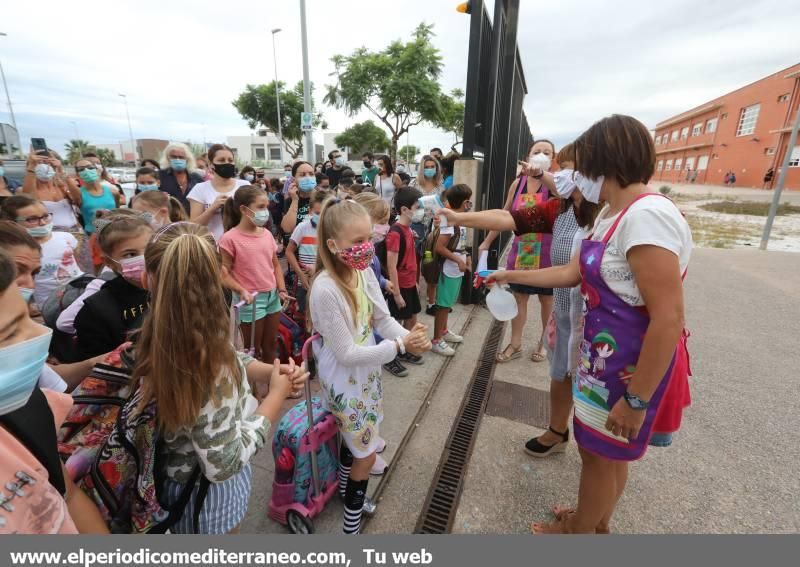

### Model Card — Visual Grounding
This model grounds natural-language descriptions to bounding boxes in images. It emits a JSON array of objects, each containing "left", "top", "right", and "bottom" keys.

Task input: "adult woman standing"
[
  {"left": 373, "top": 155, "right": 402, "bottom": 210},
  {"left": 481, "top": 140, "right": 557, "bottom": 363},
  {"left": 159, "top": 142, "right": 204, "bottom": 213},
  {"left": 488, "top": 115, "right": 692, "bottom": 534},
  {"left": 21, "top": 152, "right": 92, "bottom": 272},
  {"left": 280, "top": 161, "right": 317, "bottom": 236},
  {"left": 410, "top": 155, "right": 446, "bottom": 311},
  {"left": 187, "top": 144, "right": 249, "bottom": 242}
]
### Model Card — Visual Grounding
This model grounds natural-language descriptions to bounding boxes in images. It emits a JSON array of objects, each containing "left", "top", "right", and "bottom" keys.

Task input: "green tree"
[
  {"left": 334, "top": 121, "right": 391, "bottom": 156},
  {"left": 397, "top": 145, "right": 420, "bottom": 162},
  {"left": 232, "top": 81, "right": 326, "bottom": 159},
  {"left": 435, "top": 88, "right": 465, "bottom": 152},
  {"left": 324, "top": 23, "right": 445, "bottom": 161},
  {"left": 64, "top": 139, "right": 93, "bottom": 164},
  {"left": 95, "top": 148, "right": 116, "bottom": 167}
]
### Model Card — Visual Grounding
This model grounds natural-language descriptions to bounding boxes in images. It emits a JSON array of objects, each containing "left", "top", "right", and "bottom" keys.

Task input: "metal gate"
[{"left": 462, "top": 0, "right": 532, "bottom": 269}]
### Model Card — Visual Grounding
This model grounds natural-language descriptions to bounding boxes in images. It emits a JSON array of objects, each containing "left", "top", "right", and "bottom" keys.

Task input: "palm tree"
[{"left": 64, "top": 139, "right": 93, "bottom": 164}]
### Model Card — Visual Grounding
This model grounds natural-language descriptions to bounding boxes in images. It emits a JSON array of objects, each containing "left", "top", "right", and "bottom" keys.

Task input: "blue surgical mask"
[
  {"left": 246, "top": 207, "right": 270, "bottom": 227},
  {"left": 244, "top": 174, "right": 255, "bottom": 182},
  {"left": 298, "top": 177, "right": 317, "bottom": 192},
  {"left": 0, "top": 328, "right": 53, "bottom": 416},
  {"left": 26, "top": 223, "right": 53, "bottom": 238},
  {"left": 335, "top": 156, "right": 345, "bottom": 167},
  {"left": 311, "top": 213, "right": 321, "bottom": 226},
  {"left": 19, "top": 288, "right": 34, "bottom": 303},
  {"left": 79, "top": 168, "right": 99, "bottom": 183},
  {"left": 423, "top": 167, "right": 436, "bottom": 179},
  {"left": 138, "top": 183, "right": 158, "bottom": 192},
  {"left": 170, "top": 158, "right": 187, "bottom": 171}
]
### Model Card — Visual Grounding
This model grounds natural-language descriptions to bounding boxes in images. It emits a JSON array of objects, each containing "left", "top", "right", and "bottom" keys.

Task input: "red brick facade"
[{"left": 652, "top": 63, "right": 800, "bottom": 190}]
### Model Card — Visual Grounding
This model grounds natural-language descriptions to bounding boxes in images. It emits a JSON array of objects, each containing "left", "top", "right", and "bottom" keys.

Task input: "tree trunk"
[{"left": 390, "top": 137, "right": 398, "bottom": 164}]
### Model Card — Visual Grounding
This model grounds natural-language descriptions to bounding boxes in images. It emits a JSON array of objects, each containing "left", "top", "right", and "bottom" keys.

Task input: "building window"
[
  {"left": 665, "top": 159, "right": 673, "bottom": 171},
  {"left": 671, "top": 130, "right": 679, "bottom": 142},
  {"left": 253, "top": 146, "right": 266, "bottom": 160},
  {"left": 706, "top": 118, "right": 718, "bottom": 133},
  {"left": 777, "top": 93, "right": 790, "bottom": 103},
  {"left": 674, "top": 158, "right": 683, "bottom": 171},
  {"left": 257, "top": 129, "right": 268, "bottom": 137},
  {"left": 697, "top": 155, "right": 709, "bottom": 170},
  {"left": 655, "top": 135, "right": 661, "bottom": 145},
  {"left": 680, "top": 127, "right": 689, "bottom": 140},
  {"left": 657, "top": 160, "right": 663, "bottom": 171},
  {"left": 764, "top": 147, "right": 776, "bottom": 156},
  {"left": 736, "top": 104, "right": 760, "bottom": 136},
  {"left": 269, "top": 146, "right": 282, "bottom": 161},
  {"left": 790, "top": 146, "right": 800, "bottom": 167},
  {"left": 685, "top": 157, "right": 695, "bottom": 170},
  {"left": 692, "top": 123, "right": 703, "bottom": 136}
]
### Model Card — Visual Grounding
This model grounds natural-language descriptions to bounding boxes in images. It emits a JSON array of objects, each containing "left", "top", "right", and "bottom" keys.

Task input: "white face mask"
[
  {"left": 529, "top": 152, "right": 552, "bottom": 172},
  {"left": 34, "top": 163, "right": 56, "bottom": 181},
  {"left": 554, "top": 169, "right": 577, "bottom": 199},
  {"left": 573, "top": 172, "right": 603, "bottom": 204},
  {"left": 410, "top": 207, "right": 425, "bottom": 223}
]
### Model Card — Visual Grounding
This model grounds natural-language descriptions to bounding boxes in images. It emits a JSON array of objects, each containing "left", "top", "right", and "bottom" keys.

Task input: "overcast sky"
[{"left": 1, "top": 0, "right": 798, "bottom": 159}]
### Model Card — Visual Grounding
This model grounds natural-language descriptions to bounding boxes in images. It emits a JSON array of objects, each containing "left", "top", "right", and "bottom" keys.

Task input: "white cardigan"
[{"left": 310, "top": 269, "right": 409, "bottom": 367}]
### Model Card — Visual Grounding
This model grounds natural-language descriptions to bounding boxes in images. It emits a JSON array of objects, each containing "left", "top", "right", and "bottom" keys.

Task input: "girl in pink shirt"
[{"left": 220, "top": 186, "right": 289, "bottom": 367}]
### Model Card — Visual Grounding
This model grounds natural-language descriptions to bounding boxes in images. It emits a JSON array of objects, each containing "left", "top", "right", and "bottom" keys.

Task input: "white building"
[
  {"left": 0, "top": 123, "right": 21, "bottom": 158},
  {"left": 227, "top": 130, "right": 285, "bottom": 165}
]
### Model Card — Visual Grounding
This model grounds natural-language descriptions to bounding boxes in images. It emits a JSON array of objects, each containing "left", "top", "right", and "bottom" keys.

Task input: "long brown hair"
[
  {"left": 222, "top": 185, "right": 264, "bottom": 231},
  {"left": 312, "top": 198, "right": 371, "bottom": 326},
  {"left": 134, "top": 222, "right": 238, "bottom": 432}
]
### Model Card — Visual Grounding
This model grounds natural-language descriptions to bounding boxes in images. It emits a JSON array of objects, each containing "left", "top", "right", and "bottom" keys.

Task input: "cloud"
[{"left": 1, "top": 0, "right": 797, "bottom": 158}]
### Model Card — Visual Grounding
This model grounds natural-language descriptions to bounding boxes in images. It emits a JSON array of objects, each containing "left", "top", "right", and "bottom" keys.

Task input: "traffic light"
[{"left": 456, "top": 1, "right": 471, "bottom": 14}]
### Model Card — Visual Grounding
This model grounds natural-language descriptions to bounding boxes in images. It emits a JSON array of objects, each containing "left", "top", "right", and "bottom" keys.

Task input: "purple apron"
[
  {"left": 506, "top": 175, "right": 553, "bottom": 271},
  {"left": 573, "top": 194, "right": 676, "bottom": 461}
]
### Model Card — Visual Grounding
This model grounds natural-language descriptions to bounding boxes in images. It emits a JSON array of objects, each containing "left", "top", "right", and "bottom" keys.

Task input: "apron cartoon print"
[{"left": 506, "top": 175, "right": 553, "bottom": 271}]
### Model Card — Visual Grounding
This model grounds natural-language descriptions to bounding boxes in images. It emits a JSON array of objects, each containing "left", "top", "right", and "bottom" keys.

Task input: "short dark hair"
[
  {"left": 444, "top": 183, "right": 473, "bottom": 209},
  {"left": 0, "top": 248, "right": 16, "bottom": 293},
  {"left": 0, "top": 220, "right": 41, "bottom": 253},
  {"left": 1, "top": 194, "right": 40, "bottom": 221},
  {"left": 361, "top": 152, "right": 374, "bottom": 160},
  {"left": 141, "top": 159, "right": 160, "bottom": 169},
  {"left": 340, "top": 167, "right": 355, "bottom": 180},
  {"left": 376, "top": 155, "right": 394, "bottom": 176},
  {"left": 240, "top": 166, "right": 256, "bottom": 178},
  {"left": 574, "top": 114, "right": 655, "bottom": 187},
  {"left": 315, "top": 172, "right": 329, "bottom": 184},
  {"left": 328, "top": 149, "right": 341, "bottom": 160},
  {"left": 136, "top": 166, "right": 159, "bottom": 180},
  {"left": 430, "top": 147, "right": 443, "bottom": 155},
  {"left": 270, "top": 177, "right": 283, "bottom": 191},
  {"left": 292, "top": 161, "right": 313, "bottom": 177},
  {"left": 394, "top": 186, "right": 422, "bottom": 213}
]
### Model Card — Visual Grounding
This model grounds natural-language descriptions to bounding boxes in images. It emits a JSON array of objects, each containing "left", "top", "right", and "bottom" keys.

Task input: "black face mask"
[
  {"left": 214, "top": 163, "right": 236, "bottom": 179},
  {"left": 363, "top": 160, "right": 372, "bottom": 168}
]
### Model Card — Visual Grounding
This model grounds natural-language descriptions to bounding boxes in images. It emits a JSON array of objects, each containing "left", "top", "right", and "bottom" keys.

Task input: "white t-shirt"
[
  {"left": 589, "top": 196, "right": 692, "bottom": 306},
  {"left": 186, "top": 179, "right": 249, "bottom": 241},
  {"left": 35, "top": 232, "right": 83, "bottom": 308},
  {"left": 38, "top": 365, "right": 68, "bottom": 392},
  {"left": 440, "top": 225, "right": 468, "bottom": 279},
  {"left": 43, "top": 199, "right": 79, "bottom": 228},
  {"left": 374, "top": 175, "right": 398, "bottom": 208},
  {"left": 289, "top": 219, "right": 319, "bottom": 268}
]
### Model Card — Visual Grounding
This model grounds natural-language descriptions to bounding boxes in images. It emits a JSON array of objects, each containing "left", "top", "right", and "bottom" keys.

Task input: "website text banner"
[{"left": 2, "top": 535, "right": 798, "bottom": 567}]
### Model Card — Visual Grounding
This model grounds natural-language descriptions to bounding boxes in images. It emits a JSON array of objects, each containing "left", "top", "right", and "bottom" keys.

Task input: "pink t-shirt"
[
  {"left": 0, "top": 389, "right": 78, "bottom": 534},
  {"left": 218, "top": 227, "right": 278, "bottom": 293}
]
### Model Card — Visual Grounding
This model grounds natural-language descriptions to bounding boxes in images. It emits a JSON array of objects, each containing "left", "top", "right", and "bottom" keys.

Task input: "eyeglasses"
[
  {"left": 17, "top": 213, "right": 53, "bottom": 225},
  {"left": 75, "top": 165, "right": 96, "bottom": 173}
]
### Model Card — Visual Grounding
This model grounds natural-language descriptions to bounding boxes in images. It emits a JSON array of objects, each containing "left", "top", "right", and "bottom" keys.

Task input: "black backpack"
[{"left": 374, "top": 224, "right": 407, "bottom": 279}]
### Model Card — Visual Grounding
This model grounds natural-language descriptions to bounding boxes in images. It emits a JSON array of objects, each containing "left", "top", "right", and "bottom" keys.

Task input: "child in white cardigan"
[{"left": 309, "top": 198, "right": 430, "bottom": 534}]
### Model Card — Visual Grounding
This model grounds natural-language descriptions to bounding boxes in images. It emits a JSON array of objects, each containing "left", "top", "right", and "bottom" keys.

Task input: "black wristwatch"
[{"left": 623, "top": 392, "right": 649, "bottom": 410}]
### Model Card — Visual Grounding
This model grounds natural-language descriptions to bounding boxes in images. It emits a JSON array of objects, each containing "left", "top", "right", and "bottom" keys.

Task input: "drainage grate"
[
  {"left": 485, "top": 381, "right": 550, "bottom": 429},
  {"left": 414, "top": 319, "right": 505, "bottom": 534}
]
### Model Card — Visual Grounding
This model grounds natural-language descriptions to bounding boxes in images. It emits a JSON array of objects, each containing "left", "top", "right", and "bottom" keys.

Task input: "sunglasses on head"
[{"left": 76, "top": 165, "right": 97, "bottom": 172}]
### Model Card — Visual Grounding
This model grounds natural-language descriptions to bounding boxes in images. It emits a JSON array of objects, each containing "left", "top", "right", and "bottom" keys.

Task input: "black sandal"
[{"left": 524, "top": 427, "right": 569, "bottom": 458}]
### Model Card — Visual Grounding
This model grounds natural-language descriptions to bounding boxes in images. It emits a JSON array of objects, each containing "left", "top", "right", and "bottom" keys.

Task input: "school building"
[{"left": 652, "top": 62, "right": 800, "bottom": 190}]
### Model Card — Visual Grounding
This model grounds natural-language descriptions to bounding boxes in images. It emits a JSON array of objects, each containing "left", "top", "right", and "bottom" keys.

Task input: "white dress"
[{"left": 310, "top": 269, "right": 408, "bottom": 457}]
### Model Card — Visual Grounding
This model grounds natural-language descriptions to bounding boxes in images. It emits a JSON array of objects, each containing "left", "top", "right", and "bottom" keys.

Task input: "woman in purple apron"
[
  {"left": 488, "top": 115, "right": 692, "bottom": 533},
  {"left": 480, "top": 140, "right": 557, "bottom": 364}
]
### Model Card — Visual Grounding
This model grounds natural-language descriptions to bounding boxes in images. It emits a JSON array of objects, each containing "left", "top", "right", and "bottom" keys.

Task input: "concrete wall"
[{"left": 652, "top": 63, "right": 800, "bottom": 190}]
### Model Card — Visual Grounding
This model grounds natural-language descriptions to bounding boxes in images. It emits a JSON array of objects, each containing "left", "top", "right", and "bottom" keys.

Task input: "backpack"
[
  {"left": 58, "top": 345, "right": 208, "bottom": 534},
  {"left": 276, "top": 313, "right": 305, "bottom": 365},
  {"left": 41, "top": 272, "right": 117, "bottom": 329},
  {"left": 420, "top": 226, "right": 459, "bottom": 285},
  {"left": 374, "top": 224, "right": 407, "bottom": 280}
]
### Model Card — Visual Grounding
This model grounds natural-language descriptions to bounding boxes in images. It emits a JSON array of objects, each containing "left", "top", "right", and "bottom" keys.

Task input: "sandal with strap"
[
  {"left": 530, "top": 337, "right": 547, "bottom": 362},
  {"left": 551, "top": 505, "right": 611, "bottom": 534},
  {"left": 524, "top": 427, "right": 569, "bottom": 458},
  {"left": 496, "top": 344, "right": 522, "bottom": 363},
  {"left": 531, "top": 513, "right": 571, "bottom": 535}
]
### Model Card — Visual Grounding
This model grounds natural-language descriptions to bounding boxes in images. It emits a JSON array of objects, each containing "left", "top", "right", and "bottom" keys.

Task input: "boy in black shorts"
[{"left": 384, "top": 187, "right": 424, "bottom": 376}]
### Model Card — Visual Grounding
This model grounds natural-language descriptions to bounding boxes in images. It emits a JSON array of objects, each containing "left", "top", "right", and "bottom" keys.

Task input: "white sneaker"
[
  {"left": 431, "top": 339, "right": 456, "bottom": 356},
  {"left": 442, "top": 330, "right": 464, "bottom": 343}
]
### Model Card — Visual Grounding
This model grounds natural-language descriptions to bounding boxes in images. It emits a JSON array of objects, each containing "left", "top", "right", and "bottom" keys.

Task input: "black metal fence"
[{"left": 462, "top": 0, "right": 532, "bottom": 267}]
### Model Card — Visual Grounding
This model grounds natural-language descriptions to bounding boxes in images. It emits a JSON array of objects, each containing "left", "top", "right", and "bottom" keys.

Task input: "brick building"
[{"left": 652, "top": 62, "right": 800, "bottom": 190}]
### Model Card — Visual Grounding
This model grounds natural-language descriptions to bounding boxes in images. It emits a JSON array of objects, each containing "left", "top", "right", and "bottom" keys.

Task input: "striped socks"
[
  {"left": 339, "top": 444, "right": 353, "bottom": 498},
  {"left": 343, "top": 477, "right": 369, "bottom": 535}
]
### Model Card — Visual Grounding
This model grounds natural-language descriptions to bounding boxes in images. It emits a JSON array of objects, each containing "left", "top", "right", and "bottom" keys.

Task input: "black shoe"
[
  {"left": 398, "top": 352, "right": 424, "bottom": 365},
  {"left": 383, "top": 358, "right": 409, "bottom": 377},
  {"left": 524, "top": 427, "right": 569, "bottom": 458},
  {"left": 425, "top": 304, "right": 437, "bottom": 316}
]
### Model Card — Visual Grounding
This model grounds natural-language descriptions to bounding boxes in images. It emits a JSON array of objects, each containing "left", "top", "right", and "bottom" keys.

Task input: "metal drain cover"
[{"left": 485, "top": 381, "right": 550, "bottom": 429}]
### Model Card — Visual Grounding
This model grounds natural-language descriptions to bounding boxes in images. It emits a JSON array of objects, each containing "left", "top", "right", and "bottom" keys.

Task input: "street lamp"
[
  {"left": 0, "top": 32, "right": 20, "bottom": 157},
  {"left": 271, "top": 28, "right": 285, "bottom": 167},
  {"left": 118, "top": 93, "right": 136, "bottom": 165}
]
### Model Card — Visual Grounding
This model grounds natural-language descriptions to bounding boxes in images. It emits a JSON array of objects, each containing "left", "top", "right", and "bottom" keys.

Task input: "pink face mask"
[
  {"left": 119, "top": 255, "right": 146, "bottom": 287},
  {"left": 372, "top": 223, "right": 390, "bottom": 243},
  {"left": 335, "top": 241, "right": 375, "bottom": 271}
]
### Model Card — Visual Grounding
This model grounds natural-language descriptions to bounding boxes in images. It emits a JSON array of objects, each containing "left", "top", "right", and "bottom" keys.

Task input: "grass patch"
[
  {"left": 699, "top": 200, "right": 800, "bottom": 216},
  {"left": 685, "top": 214, "right": 762, "bottom": 249}
]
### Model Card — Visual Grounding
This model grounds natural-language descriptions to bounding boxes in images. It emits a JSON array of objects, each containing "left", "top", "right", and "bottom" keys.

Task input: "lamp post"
[
  {"left": 271, "top": 28, "right": 285, "bottom": 167},
  {"left": 0, "top": 32, "right": 20, "bottom": 157},
  {"left": 299, "top": 0, "right": 314, "bottom": 163},
  {"left": 118, "top": 93, "right": 136, "bottom": 165}
]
